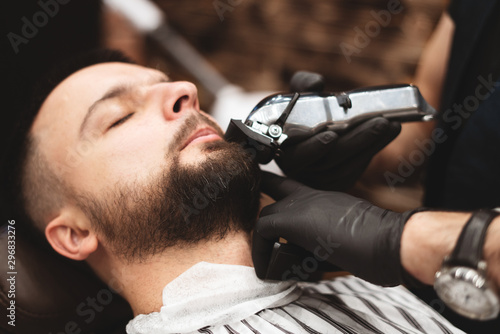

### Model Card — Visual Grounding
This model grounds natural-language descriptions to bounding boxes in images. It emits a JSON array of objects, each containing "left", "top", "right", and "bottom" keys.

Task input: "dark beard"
[{"left": 77, "top": 140, "right": 261, "bottom": 262}]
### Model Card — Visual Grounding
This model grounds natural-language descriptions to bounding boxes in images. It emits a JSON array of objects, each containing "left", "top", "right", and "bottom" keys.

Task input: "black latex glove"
[
  {"left": 277, "top": 71, "right": 401, "bottom": 191},
  {"left": 253, "top": 172, "right": 419, "bottom": 287}
]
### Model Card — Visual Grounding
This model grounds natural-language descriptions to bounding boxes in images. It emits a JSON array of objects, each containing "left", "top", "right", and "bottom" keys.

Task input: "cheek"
[
  {"left": 72, "top": 123, "right": 174, "bottom": 192},
  {"left": 107, "top": 126, "right": 172, "bottom": 180}
]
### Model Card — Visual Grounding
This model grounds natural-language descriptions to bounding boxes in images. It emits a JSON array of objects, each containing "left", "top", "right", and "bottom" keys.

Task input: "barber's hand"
[
  {"left": 278, "top": 71, "right": 401, "bottom": 191},
  {"left": 253, "top": 172, "right": 418, "bottom": 286}
]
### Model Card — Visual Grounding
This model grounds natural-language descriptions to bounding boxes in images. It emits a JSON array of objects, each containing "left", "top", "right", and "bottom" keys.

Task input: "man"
[{"left": 13, "top": 50, "right": 462, "bottom": 333}]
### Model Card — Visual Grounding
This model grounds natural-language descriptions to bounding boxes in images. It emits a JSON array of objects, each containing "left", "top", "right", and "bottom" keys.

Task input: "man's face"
[
  {"left": 34, "top": 62, "right": 223, "bottom": 193},
  {"left": 32, "top": 62, "right": 261, "bottom": 260}
]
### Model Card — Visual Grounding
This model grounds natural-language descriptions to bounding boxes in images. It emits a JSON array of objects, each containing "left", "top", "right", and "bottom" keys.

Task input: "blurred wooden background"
[{"left": 104, "top": 0, "right": 446, "bottom": 109}]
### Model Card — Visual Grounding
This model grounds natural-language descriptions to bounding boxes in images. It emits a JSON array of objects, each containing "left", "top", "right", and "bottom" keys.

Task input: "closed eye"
[{"left": 109, "top": 113, "right": 134, "bottom": 130}]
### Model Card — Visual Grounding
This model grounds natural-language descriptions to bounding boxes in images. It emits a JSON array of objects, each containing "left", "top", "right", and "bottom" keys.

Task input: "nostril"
[{"left": 173, "top": 95, "right": 188, "bottom": 113}]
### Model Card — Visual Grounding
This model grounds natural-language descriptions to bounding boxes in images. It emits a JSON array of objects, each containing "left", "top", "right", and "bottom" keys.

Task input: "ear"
[{"left": 45, "top": 211, "right": 98, "bottom": 261}]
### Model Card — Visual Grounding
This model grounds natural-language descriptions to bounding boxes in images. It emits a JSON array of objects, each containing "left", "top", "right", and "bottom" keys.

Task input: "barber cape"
[{"left": 127, "top": 262, "right": 463, "bottom": 334}]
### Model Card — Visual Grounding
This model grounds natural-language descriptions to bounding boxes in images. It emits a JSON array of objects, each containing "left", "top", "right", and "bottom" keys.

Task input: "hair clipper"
[{"left": 225, "top": 84, "right": 436, "bottom": 164}]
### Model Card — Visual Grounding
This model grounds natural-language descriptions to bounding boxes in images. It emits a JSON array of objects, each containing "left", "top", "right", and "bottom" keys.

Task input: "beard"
[{"left": 77, "top": 116, "right": 261, "bottom": 262}]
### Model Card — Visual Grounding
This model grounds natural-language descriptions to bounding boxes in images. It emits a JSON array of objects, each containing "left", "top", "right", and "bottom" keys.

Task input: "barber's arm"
[
  {"left": 360, "top": 12, "right": 454, "bottom": 184},
  {"left": 402, "top": 210, "right": 500, "bottom": 287}
]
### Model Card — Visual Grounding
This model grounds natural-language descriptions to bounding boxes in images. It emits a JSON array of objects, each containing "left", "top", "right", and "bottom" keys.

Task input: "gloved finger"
[
  {"left": 290, "top": 71, "right": 325, "bottom": 92},
  {"left": 260, "top": 171, "right": 306, "bottom": 201},
  {"left": 311, "top": 118, "right": 401, "bottom": 172},
  {"left": 296, "top": 151, "right": 372, "bottom": 190},
  {"left": 252, "top": 228, "right": 278, "bottom": 279},
  {"left": 338, "top": 121, "right": 401, "bottom": 171},
  {"left": 277, "top": 131, "right": 338, "bottom": 175},
  {"left": 297, "top": 128, "right": 400, "bottom": 190},
  {"left": 303, "top": 120, "right": 399, "bottom": 173}
]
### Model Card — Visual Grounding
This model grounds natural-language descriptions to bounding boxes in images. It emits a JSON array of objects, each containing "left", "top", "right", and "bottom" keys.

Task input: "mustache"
[{"left": 168, "top": 112, "right": 224, "bottom": 153}]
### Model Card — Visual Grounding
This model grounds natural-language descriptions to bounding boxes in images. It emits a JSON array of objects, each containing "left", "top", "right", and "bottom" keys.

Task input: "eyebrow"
[{"left": 79, "top": 74, "right": 170, "bottom": 137}]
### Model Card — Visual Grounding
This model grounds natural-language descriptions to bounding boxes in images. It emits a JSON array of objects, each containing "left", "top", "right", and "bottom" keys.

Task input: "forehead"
[{"left": 31, "top": 62, "right": 164, "bottom": 157}]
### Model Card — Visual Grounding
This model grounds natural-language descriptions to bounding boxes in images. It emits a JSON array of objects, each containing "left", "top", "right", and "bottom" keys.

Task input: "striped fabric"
[
  {"left": 127, "top": 263, "right": 464, "bottom": 334},
  {"left": 195, "top": 277, "right": 463, "bottom": 334}
]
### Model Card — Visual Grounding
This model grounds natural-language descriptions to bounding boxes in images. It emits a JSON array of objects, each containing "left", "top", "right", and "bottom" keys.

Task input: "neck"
[{"left": 86, "top": 230, "right": 253, "bottom": 316}]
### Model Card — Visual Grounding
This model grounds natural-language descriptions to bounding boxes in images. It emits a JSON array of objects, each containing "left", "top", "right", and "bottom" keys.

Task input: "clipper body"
[{"left": 225, "top": 84, "right": 436, "bottom": 164}]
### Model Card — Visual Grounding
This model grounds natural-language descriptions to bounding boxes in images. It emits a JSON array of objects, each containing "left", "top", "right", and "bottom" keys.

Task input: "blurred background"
[
  {"left": 105, "top": 0, "right": 445, "bottom": 106},
  {"left": 1, "top": 0, "right": 447, "bottom": 213}
]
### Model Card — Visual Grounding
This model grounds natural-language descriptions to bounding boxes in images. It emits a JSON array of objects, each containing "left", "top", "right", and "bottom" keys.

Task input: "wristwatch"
[{"left": 434, "top": 209, "right": 500, "bottom": 320}]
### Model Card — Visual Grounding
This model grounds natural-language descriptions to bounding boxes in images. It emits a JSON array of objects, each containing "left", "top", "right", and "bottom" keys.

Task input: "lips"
[{"left": 181, "top": 127, "right": 222, "bottom": 150}]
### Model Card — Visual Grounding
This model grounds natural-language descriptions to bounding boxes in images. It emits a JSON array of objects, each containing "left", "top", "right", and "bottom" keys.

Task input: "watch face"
[{"left": 435, "top": 267, "right": 500, "bottom": 320}]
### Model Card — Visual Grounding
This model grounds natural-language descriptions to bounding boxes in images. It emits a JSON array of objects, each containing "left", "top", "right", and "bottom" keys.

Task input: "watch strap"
[{"left": 447, "top": 209, "right": 499, "bottom": 268}]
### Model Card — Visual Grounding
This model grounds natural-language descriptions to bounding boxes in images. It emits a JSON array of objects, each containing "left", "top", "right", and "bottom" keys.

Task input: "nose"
[{"left": 149, "top": 81, "right": 199, "bottom": 121}]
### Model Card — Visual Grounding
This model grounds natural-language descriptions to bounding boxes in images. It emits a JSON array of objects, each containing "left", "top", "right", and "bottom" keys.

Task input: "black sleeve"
[{"left": 447, "top": 0, "right": 461, "bottom": 23}]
